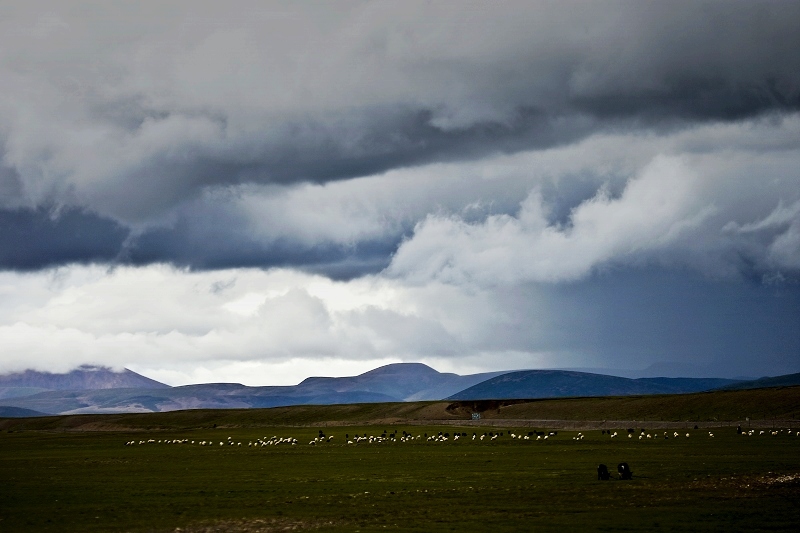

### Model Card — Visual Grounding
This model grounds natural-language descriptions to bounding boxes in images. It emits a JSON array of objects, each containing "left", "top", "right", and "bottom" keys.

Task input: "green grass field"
[{"left": 2, "top": 421, "right": 799, "bottom": 532}]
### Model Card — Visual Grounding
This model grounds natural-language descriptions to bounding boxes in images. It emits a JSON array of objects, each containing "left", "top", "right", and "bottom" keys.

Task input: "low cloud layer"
[
  {"left": 0, "top": 264, "right": 796, "bottom": 384},
  {"left": 1, "top": 2, "right": 798, "bottom": 382}
]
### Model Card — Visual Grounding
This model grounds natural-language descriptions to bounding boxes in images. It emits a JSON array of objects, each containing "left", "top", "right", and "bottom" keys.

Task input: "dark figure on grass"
[
  {"left": 597, "top": 464, "right": 610, "bottom": 480},
  {"left": 617, "top": 463, "right": 633, "bottom": 480}
]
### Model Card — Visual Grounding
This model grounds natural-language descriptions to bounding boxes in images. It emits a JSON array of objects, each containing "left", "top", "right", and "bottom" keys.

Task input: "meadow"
[{"left": 1, "top": 390, "right": 799, "bottom": 532}]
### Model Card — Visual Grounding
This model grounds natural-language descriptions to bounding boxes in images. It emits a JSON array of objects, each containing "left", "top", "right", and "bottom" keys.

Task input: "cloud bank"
[{"left": 0, "top": 2, "right": 798, "bottom": 382}]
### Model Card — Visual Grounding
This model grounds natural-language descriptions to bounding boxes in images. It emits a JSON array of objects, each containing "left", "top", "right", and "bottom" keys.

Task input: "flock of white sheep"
[
  {"left": 125, "top": 435, "right": 299, "bottom": 447},
  {"left": 124, "top": 427, "right": 798, "bottom": 448}
]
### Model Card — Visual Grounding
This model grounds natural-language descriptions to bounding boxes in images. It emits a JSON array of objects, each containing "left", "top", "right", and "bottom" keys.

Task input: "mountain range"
[{"left": 1, "top": 363, "right": 797, "bottom": 417}]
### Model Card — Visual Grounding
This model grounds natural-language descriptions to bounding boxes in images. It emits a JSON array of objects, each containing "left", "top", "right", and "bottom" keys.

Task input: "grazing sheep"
[
  {"left": 597, "top": 464, "right": 610, "bottom": 480},
  {"left": 617, "top": 463, "right": 633, "bottom": 480}
]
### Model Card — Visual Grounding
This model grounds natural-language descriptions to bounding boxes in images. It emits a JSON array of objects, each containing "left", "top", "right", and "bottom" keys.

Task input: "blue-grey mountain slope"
[
  {"left": 0, "top": 406, "right": 48, "bottom": 418},
  {"left": 446, "top": 370, "right": 741, "bottom": 400},
  {"left": 0, "top": 365, "right": 169, "bottom": 393},
  {"left": 0, "top": 363, "right": 508, "bottom": 415},
  {"left": 715, "top": 372, "right": 800, "bottom": 391}
]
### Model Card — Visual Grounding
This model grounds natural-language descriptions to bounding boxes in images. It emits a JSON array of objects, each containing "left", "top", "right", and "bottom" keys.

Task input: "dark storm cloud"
[
  {"left": 127, "top": 224, "right": 396, "bottom": 280},
  {"left": 0, "top": 203, "right": 398, "bottom": 278},
  {"left": 100, "top": 106, "right": 571, "bottom": 217},
  {"left": 1, "top": 1, "right": 799, "bottom": 272},
  {"left": 0, "top": 207, "right": 128, "bottom": 270}
]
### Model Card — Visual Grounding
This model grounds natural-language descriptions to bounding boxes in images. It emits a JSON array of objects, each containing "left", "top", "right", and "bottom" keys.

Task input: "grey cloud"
[
  {"left": 0, "top": 207, "right": 127, "bottom": 270},
  {"left": 0, "top": 203, "right": 397, "bottom": 278},
  {"left": 2, "top": 2, "right": 799, "bottom": 220},
  {"left": 128, "top": 224, "right": 397, "bottom": 280},
  {"left": 1, "top": 1, "right": 799, "bottom": 277}
]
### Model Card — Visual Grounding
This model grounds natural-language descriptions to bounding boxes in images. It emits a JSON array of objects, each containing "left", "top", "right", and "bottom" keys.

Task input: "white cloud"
[
  {"left": 387, "top": 156, "right": 707, "bottom": 285},
  {"left": 0, "top": 264, "right": 524, "bottom": 382}
]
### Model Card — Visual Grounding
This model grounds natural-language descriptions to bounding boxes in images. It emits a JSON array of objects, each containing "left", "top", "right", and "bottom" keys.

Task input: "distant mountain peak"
[
  {"left": 0, "top": 366, "right": 169, "bottom": 390},
  {"left": 360, "top": 362, "right": 442, "bottom": 377}
]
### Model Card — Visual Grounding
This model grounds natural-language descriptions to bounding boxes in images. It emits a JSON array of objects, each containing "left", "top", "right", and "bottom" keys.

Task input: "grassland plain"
[{"left": 1, "top": 389, "right": 799, "bottom": 532}]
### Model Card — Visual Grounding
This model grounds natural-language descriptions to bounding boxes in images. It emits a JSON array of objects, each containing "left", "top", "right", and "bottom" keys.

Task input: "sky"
[{"left": 0, "top": 1, "right": 798, "bottom": 385}]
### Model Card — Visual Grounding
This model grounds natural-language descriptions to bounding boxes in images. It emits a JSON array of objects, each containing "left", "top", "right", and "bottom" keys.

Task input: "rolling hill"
[
  {"left": 446, "top": 370, "right": 741, "bottom": 400},
  {"left": 716, "top": 372, "right": 800, "bottom": 391},
  {"left": 0, "top": 406, "right": 48, "bottom": 418}
]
